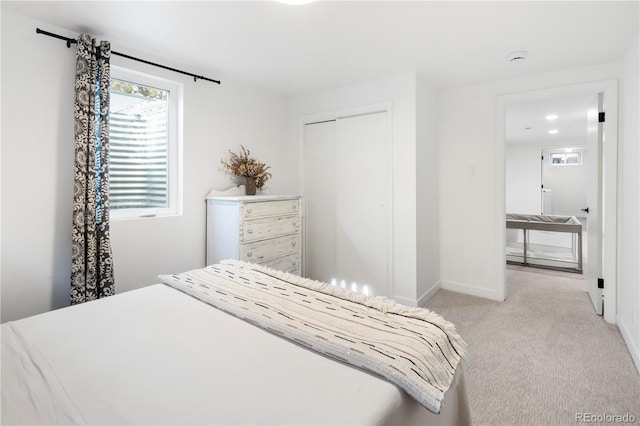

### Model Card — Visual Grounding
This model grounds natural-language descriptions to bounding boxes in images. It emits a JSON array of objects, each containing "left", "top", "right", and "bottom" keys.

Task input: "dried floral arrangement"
[{"left": 220, "top": 145, "right": 272, "bottom": 189}]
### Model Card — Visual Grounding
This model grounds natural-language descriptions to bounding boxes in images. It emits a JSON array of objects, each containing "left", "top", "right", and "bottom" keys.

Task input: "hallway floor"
[{"left": 426, "top": 265, "right": 640, "bottom": 425}]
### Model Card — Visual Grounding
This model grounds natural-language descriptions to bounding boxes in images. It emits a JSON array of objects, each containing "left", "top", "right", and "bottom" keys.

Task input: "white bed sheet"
[{"left": 2, "top": 284, "right": 470, "bottom": 425}]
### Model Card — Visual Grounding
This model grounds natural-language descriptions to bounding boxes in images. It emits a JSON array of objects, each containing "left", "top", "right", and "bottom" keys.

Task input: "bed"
[{"left": 2, "top": 260, "right": 470, "bottom": 425}]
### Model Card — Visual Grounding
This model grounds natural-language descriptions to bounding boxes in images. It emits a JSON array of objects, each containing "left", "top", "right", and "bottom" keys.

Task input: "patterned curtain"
[{"left": 71, "top": 34, "right": 115, "bottom": 304}]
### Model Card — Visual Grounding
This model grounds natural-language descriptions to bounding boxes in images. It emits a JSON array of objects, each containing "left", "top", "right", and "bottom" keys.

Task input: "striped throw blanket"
[{"left": 159, "top": 260, "right": 466, "bottom": 414}]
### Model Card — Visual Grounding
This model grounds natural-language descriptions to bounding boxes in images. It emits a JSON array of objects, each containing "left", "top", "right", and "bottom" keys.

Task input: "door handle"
[{"left": 581, "top": 207, "right": 590, "bottom": 214}]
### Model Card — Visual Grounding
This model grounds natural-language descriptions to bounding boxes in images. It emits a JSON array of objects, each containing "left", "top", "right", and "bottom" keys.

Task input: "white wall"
[
  {"left": 288, "top": 72, "right": 423, "bottom": 306},
  {"left": 506, "top": 143, "right": 541, "bottom": 214},
  {"left": 541, "top": 147, "right": 588, "bottom": 217},
  {"left": 416, "top": 74, "right": 440, "bottom": 304},
  {"left": 618, "top": 31, "right": 640, "bottom": 372},
  {"left": 506, "top": 140, "right": 589, "bottom": 217},
  {"left": 1, "top": 10, "right": 293, "bottom": 322},
  {"left": 437, "top": 62, "right": 622, "bottom": 301}
]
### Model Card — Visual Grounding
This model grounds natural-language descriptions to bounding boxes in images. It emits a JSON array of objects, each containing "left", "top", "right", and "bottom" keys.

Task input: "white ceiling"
[
  {"left": 505, "top": 94, "right": 595, "bottom": 146},
  {"left": 3, "top": 1, "right": 639, "bottom": 97}
]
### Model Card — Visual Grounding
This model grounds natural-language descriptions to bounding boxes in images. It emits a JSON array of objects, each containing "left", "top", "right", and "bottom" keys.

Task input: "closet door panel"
[
  {"left": 303, "top": 121, "right": 337, "bottom": 284},
  {"left": 335, "top": 112, "right": 388, "bottom": 297}
]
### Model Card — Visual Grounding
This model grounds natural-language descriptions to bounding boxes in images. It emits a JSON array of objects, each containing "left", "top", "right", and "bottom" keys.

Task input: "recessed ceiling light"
[
  {"left": 524, "top": 127, "right": 531, "bottom": 130},
  {"left": 548, "top": 129, "right": 559, "bottom": 135},
  {"left": 565, "top": 148, "right": 573, "bottom": 153},
  {"left": 506, "top": 51, "right": 528, "bottom": 62},
  {"left": 546, "top": 114, "right": 559, "bottom": 121}
]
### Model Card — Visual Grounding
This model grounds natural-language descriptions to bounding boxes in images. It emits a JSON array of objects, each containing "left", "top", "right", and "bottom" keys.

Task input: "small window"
[
  {"left": 109, "top": 67, "right": 183, "bottom": 219},
  {"left": 550, "top": 150, "right": 583, "bottom": 166}
]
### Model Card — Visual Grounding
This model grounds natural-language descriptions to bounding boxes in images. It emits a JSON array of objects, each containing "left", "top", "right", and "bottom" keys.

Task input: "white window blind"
[
  {"left": 110, "top": 85, "right": 168, "bottom": 209},
  {"left": 108, "top": 67, "right": 182, "bottom": 220}
]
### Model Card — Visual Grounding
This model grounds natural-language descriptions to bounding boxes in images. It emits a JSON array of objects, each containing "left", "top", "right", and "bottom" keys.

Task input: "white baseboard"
[
  {"left": 418, "top": 281, "right": 441, "bottom": 307},
  {"left": 393, "top": 281, "right": 441, "bottom": 308},
  {"left": 617, "top": 315, "right": 640, "bottom": 374},
  {"left": 393, "top": 295, "right": 419, "bottom": 307},
  {"left": 393, "top": 279, "right": 502, "bottom": 307},
  {"left": 440, "top": 279, "right": 504, "bottom": 301}
]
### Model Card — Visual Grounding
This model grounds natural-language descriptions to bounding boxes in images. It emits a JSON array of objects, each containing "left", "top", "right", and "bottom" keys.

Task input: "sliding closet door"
[
  {"left": 304, "top": 111, "right": 389, "bottom": 297},
  {"left": 335, "top": 113, "right": 388, "bottom": 296},
  {"left": 304, "top": 120, "right": 337, "bottom": 283}
]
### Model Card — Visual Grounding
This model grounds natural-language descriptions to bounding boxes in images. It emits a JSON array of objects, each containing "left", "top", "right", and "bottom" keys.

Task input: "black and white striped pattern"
[{"left": 159, "top": 260, "right": 466, "bottom": 414}]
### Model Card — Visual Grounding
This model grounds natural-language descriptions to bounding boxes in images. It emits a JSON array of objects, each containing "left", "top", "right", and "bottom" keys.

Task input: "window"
[
  {"left": 109, "top": 67, "right": 183, "bottom": 219},
  {"left": 550, "top": 149, "right": 583, "bottom": 166}
]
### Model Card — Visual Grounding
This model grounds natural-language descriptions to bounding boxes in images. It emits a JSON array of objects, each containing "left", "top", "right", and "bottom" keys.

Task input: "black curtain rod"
[{"left": 36, "top": 28, "right": 221, "bottom": 84}]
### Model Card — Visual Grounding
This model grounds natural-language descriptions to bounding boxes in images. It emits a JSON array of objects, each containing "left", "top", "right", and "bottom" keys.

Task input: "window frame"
[
  {"left": 109, "top": 66, "right": 183, "bottom": 220},
  {"left": 549, "top": 149, "right": 583, "bottom": 166}
]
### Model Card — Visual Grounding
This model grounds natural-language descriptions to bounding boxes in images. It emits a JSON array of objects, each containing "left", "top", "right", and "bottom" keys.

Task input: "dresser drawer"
[
  {"left": 241, "top": 199, "right": 299, "bottom": 219},
  {"left": 260, "top": 253, "right": 300, "bottom": 275},
  {"left": 240, "top": 234, "right": 299, "bottom": 263},
  {"left": 207, "top": 195, "right": 302, "bottom": 273},
  {"left": 240, "top": 215, "right": 300, "bottom": 242}
]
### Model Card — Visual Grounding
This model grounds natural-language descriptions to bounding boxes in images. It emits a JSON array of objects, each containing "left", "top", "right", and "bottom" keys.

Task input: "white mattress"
[{"left": 2, "top": 284, "right": 470, "bottom": 425}]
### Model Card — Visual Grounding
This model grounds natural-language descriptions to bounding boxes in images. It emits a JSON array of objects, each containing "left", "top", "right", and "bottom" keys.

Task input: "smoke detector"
[{"left": 506, "top": 51, "right": 529, "bottom": 62}]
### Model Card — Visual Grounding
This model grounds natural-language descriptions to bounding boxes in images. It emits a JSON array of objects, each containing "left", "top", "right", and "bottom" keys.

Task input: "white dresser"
[{"left": 206, "top": 195, "right": 302, "bottom": 275}]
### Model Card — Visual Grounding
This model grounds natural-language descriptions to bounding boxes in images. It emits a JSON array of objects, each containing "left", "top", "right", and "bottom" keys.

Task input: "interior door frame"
[
  {"left": 540, "top": 148, "right": 545, "bottom": 215},
  {"left": 298, "top": 102, "right": 394, "bottom": 298},
  {"left": 496, "top": 79, "right": 618, "bottom": 324}
]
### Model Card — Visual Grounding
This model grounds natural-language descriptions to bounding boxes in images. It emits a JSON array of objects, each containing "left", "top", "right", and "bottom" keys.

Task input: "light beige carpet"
[{"left": 426, "top": 266, "right": 640, "bottom": 426}]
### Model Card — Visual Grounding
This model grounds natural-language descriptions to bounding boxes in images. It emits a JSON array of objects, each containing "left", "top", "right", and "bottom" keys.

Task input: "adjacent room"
[
  {"left": 1, "top": 1, "right": 639, "bottom": 425},
  {"left": 505, "top": 95, "right": 592, "bottom": 275}
]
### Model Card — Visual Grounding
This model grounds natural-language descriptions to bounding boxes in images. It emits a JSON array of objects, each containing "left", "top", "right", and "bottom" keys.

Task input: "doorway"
[
  {"left": 505, "top": 95, "right": 591, "bottom": 276},
  {"left": 498, "top": 80, "right": 618, "bottom": 323}
]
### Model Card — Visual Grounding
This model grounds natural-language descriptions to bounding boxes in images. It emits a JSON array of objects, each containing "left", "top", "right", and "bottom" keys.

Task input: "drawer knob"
[
  {"left": 247, "top": 228, "right": 253, "bottom": 234},
  {"left": 291, "top": 204, "right": 296, "bottom": 210},
  {"left": 246, "top": 208, "right": 252, "bottom": 214},
  {"left": 291, "top": 241, "right": 297, "bottom": 247},
  {"left": 292, "top": 261, "right": 297, "bottom": 266},
  {"left": 247, "top": 252, "right": 252, "bottom": 258}
]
